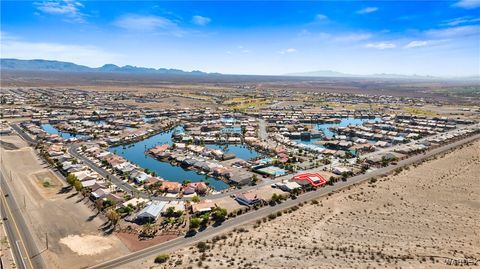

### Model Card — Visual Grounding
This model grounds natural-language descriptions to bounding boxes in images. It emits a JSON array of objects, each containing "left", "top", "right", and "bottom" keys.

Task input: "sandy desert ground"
[
  {"left": 0, "top": 134, "right": 130, "bottom": 269},
  {"left": 125, "top": 139, "right": 480, "bottom": 269}
]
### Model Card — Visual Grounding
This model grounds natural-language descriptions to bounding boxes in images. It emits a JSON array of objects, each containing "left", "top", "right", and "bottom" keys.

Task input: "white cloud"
[
  {"left": 34, "top": 0, "right": 85, "bottom": 23},
  {"left": 192, "top": 15, "right": 211, "bottom": 26},
  {"left": 364, "top": 42, "right": 396, "bottom": 49},
  {"left": 333, "top": 33, "right": 372, "bottom": 42},
  {"left": 453, "top": 0, "right": 480, "bottom": 9},
  {"left": 426, "top": 25, "right": 480, "bottom": 38},
  {"left": 299, "top": 30, "right": 372, "bottom": 43},
  {"left": 315, "top": 14, "right": 328, "bottom": 21},
  {"left": 404, "top": 40, "right": 429, "bottom": 49},
  {"left": 237, "top": 45, "right": 250, "bottom": 53},
  {"left": 1, "top": 35, "right": 121, "bottom": 67},
  {"left": 441, "top": 16, "right": 480, "bottom": 26},
  {"left": 278, "top": 48, "right": 298, "bottom": 54},
  {"left": 357, "top": 7, "right": 378, "bottom": 14},
  {"left": 114, "top": 14, "right": 185, "bottom": 36}
]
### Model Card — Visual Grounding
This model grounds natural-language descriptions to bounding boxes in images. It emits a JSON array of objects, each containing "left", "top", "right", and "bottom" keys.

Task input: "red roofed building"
[
  {"left": 148, "top": 144, "right": 170, "bottom": 156},
  {"left": 292, "top": 173, "right": 327, "bottom": 188}
]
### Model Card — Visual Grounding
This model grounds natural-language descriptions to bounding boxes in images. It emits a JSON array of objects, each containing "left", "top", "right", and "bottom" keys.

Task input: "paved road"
[
  {"left": 89, "top": 132, "right": 480, "bottom": 269},
  {"left": 10, "top": 124, "right": 37, "bottom": 145},
  {"left": 258, "top": 119, "right": 268, "bottom": 141},
  {"left": 0, "top": 171, "right": 45, "bottom": 269}
]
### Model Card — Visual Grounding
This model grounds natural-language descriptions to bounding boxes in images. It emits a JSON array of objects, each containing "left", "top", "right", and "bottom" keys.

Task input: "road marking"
[
  {"left": 0, "top": 183, "right": 35, "bottom": 269},
  {"left": 15, "top": 240, "right": 27, "bottom": 269},
  {"left": 1, "top": 206, "right": 18, "bottom": 269}
]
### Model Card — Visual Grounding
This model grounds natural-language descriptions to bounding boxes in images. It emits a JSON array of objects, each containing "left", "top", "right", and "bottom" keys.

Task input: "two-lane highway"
[
  {"left": 0, "top": 171, "right": 45, "bottom": 269},
  {"left": 9, "top": 124, "right": 37, "bottom": 145}
]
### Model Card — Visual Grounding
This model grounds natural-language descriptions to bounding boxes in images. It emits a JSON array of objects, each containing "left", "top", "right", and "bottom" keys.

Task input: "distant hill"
[
  {"left": 285, "top": 70, "right": 355, "bottom": 78},
  {"left": 0, "top": 58, "right": 215, "bottom": 76},
  {"left": 285, "top": 70, "right": 443, "bottom": 80},
  {"left": 285, "top": 70, "right": 480, "bottom": 80}
]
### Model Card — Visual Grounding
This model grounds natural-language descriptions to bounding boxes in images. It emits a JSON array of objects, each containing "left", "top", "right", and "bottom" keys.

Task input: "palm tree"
[{"left": 106, "top": 209, "right": 120, "bottom": 227}]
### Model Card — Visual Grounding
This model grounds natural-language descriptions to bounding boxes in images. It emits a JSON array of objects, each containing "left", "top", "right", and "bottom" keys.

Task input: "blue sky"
[{"left": 1, "top": 0, "right": 479, "bottom": 76}]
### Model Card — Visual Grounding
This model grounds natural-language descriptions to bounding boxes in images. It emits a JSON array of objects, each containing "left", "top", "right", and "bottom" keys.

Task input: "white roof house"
[
  {"left": 136, "top": 201, "right": 168, "bottom": 222},
  {"left": 276, "top": 181, "right": 302, "bottom": 192}
]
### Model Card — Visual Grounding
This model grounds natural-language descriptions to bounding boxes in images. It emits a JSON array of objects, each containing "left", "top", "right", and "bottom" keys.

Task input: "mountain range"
[
  {"left": 0, "top": 58, "right": 218, "bottom": 76},
  {"left": 1, "top": 58, "right": 477, "bottom": 80}
]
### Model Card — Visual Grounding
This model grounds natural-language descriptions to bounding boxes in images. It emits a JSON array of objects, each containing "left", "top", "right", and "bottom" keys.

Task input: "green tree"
[
  {"left": 190, "top": 217, "right": 201, "bottom": 230},
  {"left": 165, "top": 206, "right": 175, "bottom": 217},
  {"left": 73, "top": 180, "right": 83, "bottom": 192},
  {"left": 200, "top": 213, "right": 210, "bottom": 226},
  {"left": 191, "top": 195, "right": 200, "bottom": 203},
  {"left": 66, "top": 174, "right": 77, "bottom": 185},
  {"left": 212, "top": 207, "right": 227, "bottom": 222},
  {"left": 251, "top": 174, "right": 258, "bottom": 185}
]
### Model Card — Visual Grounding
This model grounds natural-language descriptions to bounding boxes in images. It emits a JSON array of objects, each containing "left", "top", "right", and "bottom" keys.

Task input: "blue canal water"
[
  {"left": 206, "top": 144, "right": 260, "bottom": 160},
  {"left": 41, "top": 124, "right": 83, "bottom": 139},
  {"left": 294, "top": 117, "right": 381, "bottom": 145},
  {"left": 108, "top": 126, "right": 229, "bottom": 190}
]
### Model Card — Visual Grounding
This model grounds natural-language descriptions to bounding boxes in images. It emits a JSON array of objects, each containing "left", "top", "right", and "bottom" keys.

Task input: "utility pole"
[{"left": 45, "top": 233, "right": 49, "bottom": 250}]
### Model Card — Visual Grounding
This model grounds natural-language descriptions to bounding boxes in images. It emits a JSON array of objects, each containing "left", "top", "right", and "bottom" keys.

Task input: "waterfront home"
[
  {"left": 160, "top": 181, "right": 182, "bottom": 194},
  {"left": 222, "top": 153, "right": 236, "bottom": 160},
  {"left": 114, "top": 162, "right": 136, "bottom": 174},
  {"left": 144, "top": 177, "right": 163, "bottom": 188},
  {"left": 186, "top": 182, "right": 209, "bottom": 195},
  {"left": 213, "top": 167, "right": 232, "bottom": 178},
  {"left": 104, "top": 154, "right": 126, "bottom": 166},
  {"left": 129, "top": 170, "right": 150, "bottom": 184},
  {"left": 183, "top": 186, "right": 196, "bottom": 195},
  {"left": 148, "top": 144, "right": 170, "bottom": 156}
]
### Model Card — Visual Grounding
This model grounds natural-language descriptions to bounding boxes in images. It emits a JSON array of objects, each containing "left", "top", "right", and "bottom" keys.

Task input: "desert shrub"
[
  {"left": 197, "top": 241, "right": 208, "bottom": 252},
  {"left": 154, "top": 254, "right": 169, "bottom": 264}
]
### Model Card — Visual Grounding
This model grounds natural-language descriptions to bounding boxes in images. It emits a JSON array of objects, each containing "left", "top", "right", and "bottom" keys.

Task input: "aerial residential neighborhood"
[{"left": 1, "top": 1, "right": 479, "bottom": 269}]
